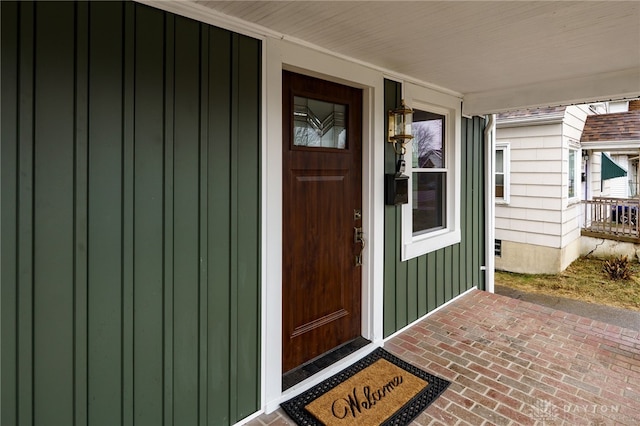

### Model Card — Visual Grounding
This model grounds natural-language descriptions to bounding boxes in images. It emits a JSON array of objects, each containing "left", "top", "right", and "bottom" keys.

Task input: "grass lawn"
[{"left": 495, "top": 256, "right": 640, "bottom": 312}]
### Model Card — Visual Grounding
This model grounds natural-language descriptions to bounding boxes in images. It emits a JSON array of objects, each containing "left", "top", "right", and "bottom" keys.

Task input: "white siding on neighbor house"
[
  {"left": 511, "top": 159, "right": 562, "bottom": 174},
  {"left": 630, "top": 159, "right": 639, "bottom": 196},
  {"left": 498, "top": 206, "right": 562, "bottom": 222},
  {"left": 561, "top": 204, "right": 582, "bottom": 239},
  {"left": 495, "top": 121, "right": 564, "bottom": 249},
  {"left": 505, "top": 195, "right": 561, "bottom": 210},
  {"left": 609, "top": 101, "right": 630, "bottom": 113},
  {"left": 560, "top": 106, "right": 589, "bottom": 248},
  {"left": 496, "top": 105, "right": 591, "bottom": 254},
  {"left": 526, "top": 232, "right": 562, "bottom": 248},
  {"left": 563, "top": 105, "right": 590, "bottom": 143},
  {"left": 563, "top": 225, "right": 582, "bottom": 243},
  {"left": 497, "top": 123, "right": 563, "bottom": 140},
  {"left": 510, "top": 172, "right": 559, "bottom": 186},
  {"left": 514, "top": 182, "right": 563, "bottom": 198},
  {"left": 494, "top": 227, "right": 562, "bottom": 248},
  {"left": 496, "top": 217, "right": 561, "bottom": 235},
  {"left": 609, "top": 177, "right": 627, "bottom": 198},
  {"left": 588, "top": 151, "right": 605, "bottom": 198},
  {"left": 609, "top": 154, "right": 630, "bottom": 198},
  {"left": 589, "top": 153, "right": 639, "bottom": 199}
]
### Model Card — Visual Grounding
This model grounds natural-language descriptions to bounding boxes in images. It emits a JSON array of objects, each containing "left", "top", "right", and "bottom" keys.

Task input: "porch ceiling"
[{"left": 191, "top": 1, "right": 640, "bottom": 115}]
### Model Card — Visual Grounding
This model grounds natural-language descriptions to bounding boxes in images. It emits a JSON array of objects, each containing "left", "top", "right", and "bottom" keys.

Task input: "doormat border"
[{"left": 280, "top": 347, "right": 450, "bottom": 426}]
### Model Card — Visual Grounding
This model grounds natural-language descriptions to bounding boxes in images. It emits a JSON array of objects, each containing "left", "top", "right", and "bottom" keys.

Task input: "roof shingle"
[{"left": 580, "top": 111, "right": 640, "bottom": 142}]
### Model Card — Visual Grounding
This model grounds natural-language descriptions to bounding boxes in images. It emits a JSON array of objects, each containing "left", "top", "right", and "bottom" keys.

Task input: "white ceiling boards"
[{"left": 192, "top": 1, "right": 640, "bottom": 114}]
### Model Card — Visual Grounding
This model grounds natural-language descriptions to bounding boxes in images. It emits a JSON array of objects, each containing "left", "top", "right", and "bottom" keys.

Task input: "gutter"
[
  {"left": 484, "top": 114, "right": 496, "bottom": 293},
  {"left": 580, "top": 139, "right": 640, "bottom": 151},
  {"left": 495, "top": 114, "right": 565, "bottom": 129}
]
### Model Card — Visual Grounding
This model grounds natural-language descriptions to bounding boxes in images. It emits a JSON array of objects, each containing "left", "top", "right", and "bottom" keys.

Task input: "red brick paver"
[{"left": 248, "top": 290, "right": 640, "bottom": 425}]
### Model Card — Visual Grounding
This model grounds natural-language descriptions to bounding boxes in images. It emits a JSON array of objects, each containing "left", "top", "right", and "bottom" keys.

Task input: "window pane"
[
  {"left": 495, "top": 150, "right": 504, "bottom": 173},
  {"left": 293, "top": 96, "right": 346, "bottom": 149},
  {"left": 496, "top": 173, "right": 504, "bottom": 197},
  {"left": 569, "top": 150, "right": 576, "bottom": 197},
  {"left": 412, "top": 172, "right": 446, "bottom": 235},
  {"left": 412, "top": 110, "right": 444, "bottom": 168}
]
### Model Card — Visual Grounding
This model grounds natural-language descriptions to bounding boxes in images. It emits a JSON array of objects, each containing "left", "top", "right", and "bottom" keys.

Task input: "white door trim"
[{"left": 263, "top": 37, "right": 386, "bottom": 411}]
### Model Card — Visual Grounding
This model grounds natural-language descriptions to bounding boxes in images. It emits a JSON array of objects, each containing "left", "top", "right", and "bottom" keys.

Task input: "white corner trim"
[
  {"left": 259, "top": 31, "right": 269, "bottom": 412},
  {"left": 262, "top": 37, "right": 284, "bottom": 414},
  {"left": 484, "top": 115, "right": 496, "bottom": 294},
  {"left": 232, "top": 409, "right": 265, "bottom": 426}
]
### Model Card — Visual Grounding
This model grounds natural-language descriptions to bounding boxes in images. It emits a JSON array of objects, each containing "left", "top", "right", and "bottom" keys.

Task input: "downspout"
[{"left": 484, "top": 114, "right": 496, "bottom": 293}]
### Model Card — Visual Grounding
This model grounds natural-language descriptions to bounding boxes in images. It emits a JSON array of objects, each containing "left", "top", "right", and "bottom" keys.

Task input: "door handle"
[{"left": 354, "top": 227, "right": 365, "bottom": 267}]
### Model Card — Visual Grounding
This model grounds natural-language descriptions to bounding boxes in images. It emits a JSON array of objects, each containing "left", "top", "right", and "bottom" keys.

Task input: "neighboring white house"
[
  {"left": 494, "top": 105, "right": 591, "bottom": 274},
  {"left": 495, "top": 100, "right": 640, "bottom": 274},
  {"left": 581, "top": 101, "right": 640, "bottom": 199}
]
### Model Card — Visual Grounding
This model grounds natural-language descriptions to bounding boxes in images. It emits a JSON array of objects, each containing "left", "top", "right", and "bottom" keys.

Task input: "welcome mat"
[{"left": 281, "top": 347, "right": 450, "bottom": 426}]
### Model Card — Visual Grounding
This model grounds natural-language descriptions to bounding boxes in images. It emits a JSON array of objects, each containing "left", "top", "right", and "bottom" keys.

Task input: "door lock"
[
  {"left": 354, "top": 227, "right": 364, "bottom": 244},
  {"left": 354, "top": 227, "right": 366, "bottom": 267}
]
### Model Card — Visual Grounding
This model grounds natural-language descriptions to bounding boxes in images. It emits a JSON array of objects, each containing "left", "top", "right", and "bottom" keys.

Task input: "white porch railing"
[{"left": 581, "top": 197, "right": 640, "bottom": 241}]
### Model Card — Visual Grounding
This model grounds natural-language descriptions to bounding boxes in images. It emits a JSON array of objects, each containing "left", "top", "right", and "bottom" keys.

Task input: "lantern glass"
[
  {"left": 389, "top": 101, "right": 413, "bottom": 142},
  {"left": 394, "top": 111, "right": 404, "bottom": 137},
  {"left": 402, "top": 110, "right": 412, "bottom": 137}
]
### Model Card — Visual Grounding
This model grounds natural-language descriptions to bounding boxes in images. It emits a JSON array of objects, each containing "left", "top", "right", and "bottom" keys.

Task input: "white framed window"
[
  {"left": 495, "top": 143, "right": 510, "bottom": 204},
  {"left": 568, "top": 147, "right": 579, "bottom": 199},
  {"left": 401, "top": 83, "right": 461, "bottom": 260}
]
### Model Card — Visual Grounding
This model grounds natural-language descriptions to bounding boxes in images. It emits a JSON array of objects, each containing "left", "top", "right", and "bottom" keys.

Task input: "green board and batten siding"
[
  {"left": 2, "top": 2, "right": 487, "bottom": 423},
  {"left": 1, "top": 2, "right": 261, "bottom": 425},
  {"left": 383, "top": 79, "right": 486, "bottom": 337}
]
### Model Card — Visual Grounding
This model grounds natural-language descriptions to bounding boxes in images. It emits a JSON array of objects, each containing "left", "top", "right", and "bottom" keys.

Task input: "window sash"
[
  {"left": 401, "top": 83, "right": 461, "bottom": 261},
  {"left": 568, "top": 149, "right": 577, "bottom": 198},
  {"left": 412, "top": 170, "right": 446, "bottom": 235},
  {"left": 411, "top": 109, "right": 446, "bottom": 236},
  {"left": 495, "top": 144, "right": 509, "bottom": 203}
]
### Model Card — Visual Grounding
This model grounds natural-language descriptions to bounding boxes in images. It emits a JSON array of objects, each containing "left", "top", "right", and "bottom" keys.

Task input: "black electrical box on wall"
[{"left": 385, "top": 173, "right": 409, "bottom": 205}]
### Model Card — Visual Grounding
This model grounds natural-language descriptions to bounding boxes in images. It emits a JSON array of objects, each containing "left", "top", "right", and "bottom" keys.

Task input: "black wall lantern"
[{"left": 385, "top": 100, "right": 413, "bottom": 205}]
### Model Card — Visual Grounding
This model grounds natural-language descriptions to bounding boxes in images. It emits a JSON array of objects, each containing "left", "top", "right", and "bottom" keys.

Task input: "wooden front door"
[{"left": 282, "top": 71, "right": 363, "bottom": 373}]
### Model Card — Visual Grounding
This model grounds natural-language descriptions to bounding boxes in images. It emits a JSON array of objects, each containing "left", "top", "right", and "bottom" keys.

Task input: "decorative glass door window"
[
  {"left": 411, "top": 110, "right": 446, "bottom": 235},
  {"left": 293, "top": 96, "right": 347, "bottom": 149}
]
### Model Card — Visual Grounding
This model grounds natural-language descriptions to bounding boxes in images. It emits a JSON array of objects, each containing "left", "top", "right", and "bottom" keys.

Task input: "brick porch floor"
[{"left": 247, "top": 289, "right": 640, "bottom": 425}]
